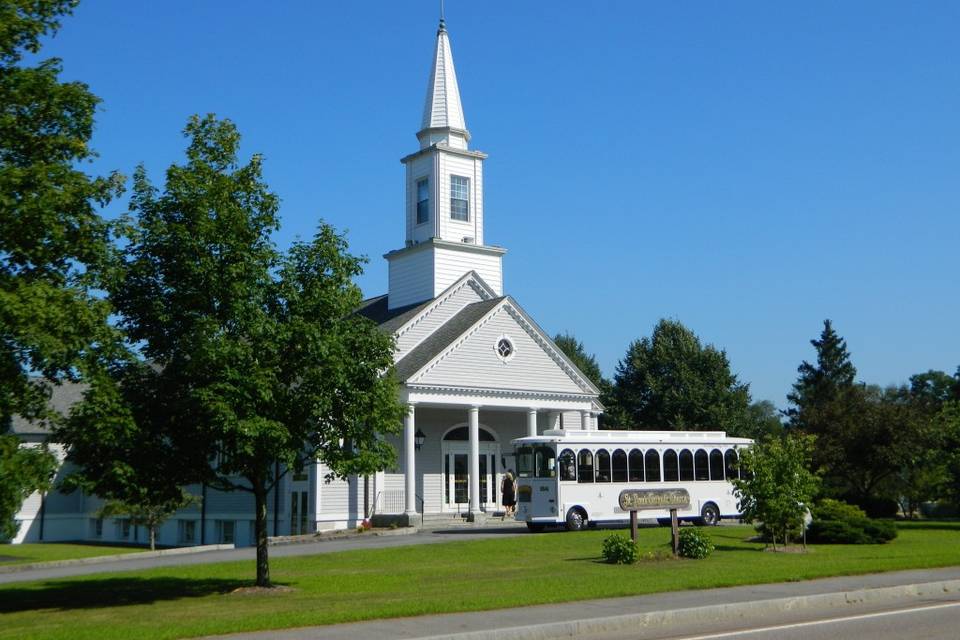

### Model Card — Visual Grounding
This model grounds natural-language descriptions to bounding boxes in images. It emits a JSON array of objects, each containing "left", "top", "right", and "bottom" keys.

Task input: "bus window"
[
  {"left": 595, "top": 449, "right": 611, "bottom": 482},
  {"left": 559, "top": 449, "right": 577, "bottom": 481},
  {"left": 679, "top": 449, "right": 694, "bottom": 481},
  {"left": 612, "top": 449, "right": 628, "bottom": 482},
  {"left": 517, "top": 446, "right": 534, "bottom": 478},
  {"left": 710, "top": 449, "right": 724, "bottom": 480},
  {"left": 645, "top": 449, "right": 660, "bottom": 482},
  {"left": 694, "top": 449, "right": 709, "bottom": 481},
  {"left": 535, "top": 446, "right": 556, "bottom": 478},
  {"left": 577, "top": 450, "right": 594, "bottom": 483},
  {"left": 725, "top": 449, "right": 739, "bottom": 480},
  {"left": 663, "top": 449, "right": 679, "bottom": 482},
  {"left": 628, "top": 449, "right": 644, "bottom": 482}
]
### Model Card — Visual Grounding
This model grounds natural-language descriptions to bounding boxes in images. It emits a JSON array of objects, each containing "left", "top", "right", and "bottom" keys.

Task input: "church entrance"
[{"left": 441, "top": 426, "right": 500, "bottom": 513}]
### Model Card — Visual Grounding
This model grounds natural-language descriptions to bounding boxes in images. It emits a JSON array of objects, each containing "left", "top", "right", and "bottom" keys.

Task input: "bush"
[
  {"left": 602, "top": 534, "right": 639, "bottom": 564},
  {"left": 807, "top": 499, "right": 897, "bottom": 544},
  {"left": 677, "top": 528, "right": 714, "bottom": 559}
]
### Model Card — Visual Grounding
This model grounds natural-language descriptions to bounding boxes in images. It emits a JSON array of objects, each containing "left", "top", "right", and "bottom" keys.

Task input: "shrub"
[
  {"left": 807, "top": 499, "right": 897, "bottom": 544},
  {"left": 602, "top": 534, "right": 639, "bottom": 564},
  {"left": 677, "top": 528, "right": 714, "bottom": 559}
]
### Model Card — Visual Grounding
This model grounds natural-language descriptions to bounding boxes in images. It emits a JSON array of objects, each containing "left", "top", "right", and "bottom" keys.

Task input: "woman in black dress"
[{"left": 501, "top": 470, "right": 516, "bottom": 516}]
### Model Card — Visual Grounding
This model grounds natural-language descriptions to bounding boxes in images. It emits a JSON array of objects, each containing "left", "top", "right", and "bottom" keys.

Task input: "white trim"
[{"left": 494, "top": 334, "right": 516, "bottom": 363}]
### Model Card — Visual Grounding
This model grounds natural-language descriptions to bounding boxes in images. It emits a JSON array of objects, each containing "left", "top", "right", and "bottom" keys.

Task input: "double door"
[{"left": 443, "top": 445, "right": 500, "bottom": 512}]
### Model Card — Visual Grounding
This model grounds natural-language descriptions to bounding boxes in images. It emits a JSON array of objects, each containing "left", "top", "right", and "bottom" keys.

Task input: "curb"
[
  {"left": 0, "top": 543, "right": 235, "bottom": 574},
  {"left": 413, "top": 579, "right": 960, "bottom": 640},
  {"left": 268, "top": 527, "right": 419, "bottom": 546}
]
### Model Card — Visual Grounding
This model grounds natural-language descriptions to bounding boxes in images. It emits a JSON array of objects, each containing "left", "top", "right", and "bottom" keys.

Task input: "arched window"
[
  {"left": 595, "top": 450, "right": 611, "bottom": 482},
  {"left": 663, "top": 449, "right": 679, "bottom": 482},
  {"left": 577, "top": 450, "right": 594, "bottom": 483},
  {"left": 535, "top": 446, "right": 556, "bottom": 478},
  {"left": 443, "top": 426, "right": 496, "bottom": 441},
  {"left": 559, "top": 449, "right": 577, "bottom": 481},
  {"left": 724, "top": 449, "right": 739, "bottom": 480},
  {"left": 679, "top": 449, "right": 694, "bottom": 481},
  {"left": 645, "top": 449, "right": 661, "bottom": 482},
  {"left": 694, "top": 449, "right": 709, "bottom": 481},
  {"left": 710, "top": 449, "right": 724, "bottom": 481},
  {"left": 612, "top": 449, "right": 628, "bottom": 482},
  {"left": 628, "top": 449, "right": 644, "bottom": 482}
]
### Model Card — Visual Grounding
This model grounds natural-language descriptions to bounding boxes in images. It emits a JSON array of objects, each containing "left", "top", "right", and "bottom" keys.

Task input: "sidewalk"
[{"left": 200, "top": 565, "right": 960, "bottom": 640}]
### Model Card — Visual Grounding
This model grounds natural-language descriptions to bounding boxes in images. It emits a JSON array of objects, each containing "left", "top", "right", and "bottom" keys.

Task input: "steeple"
[{"left": 418, "top": 18, "right": 469, "bottom": 150}]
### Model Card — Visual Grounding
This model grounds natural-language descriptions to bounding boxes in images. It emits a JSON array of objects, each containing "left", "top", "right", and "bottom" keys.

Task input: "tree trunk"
[
  {"left": 254, "top": 483, "right": 271, "bottom": 587},
  {"left": 149, "top": 525, "right": 156, "bottom": 551}
]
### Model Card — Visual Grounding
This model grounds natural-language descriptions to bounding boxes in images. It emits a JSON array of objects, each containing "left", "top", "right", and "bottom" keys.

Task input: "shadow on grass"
[
  {"left": 896, "top": 521, "right": 960, "bottom": 532},
  {"left": 0, "top": 576, "right": 264, "bottom": 613}
]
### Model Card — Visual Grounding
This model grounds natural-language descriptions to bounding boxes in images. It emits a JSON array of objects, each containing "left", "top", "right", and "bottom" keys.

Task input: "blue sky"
[{"left": 35, "top": 1, "right": 959, "bottom": 406}]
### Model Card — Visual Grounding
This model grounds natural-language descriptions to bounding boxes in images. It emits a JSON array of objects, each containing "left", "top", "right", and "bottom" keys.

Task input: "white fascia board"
[
  {"left": 402, "top": 385, "right": 595, "bottom": 411},
  {"left": 391, "top": 270, "right": 497, "bottom": 345}
]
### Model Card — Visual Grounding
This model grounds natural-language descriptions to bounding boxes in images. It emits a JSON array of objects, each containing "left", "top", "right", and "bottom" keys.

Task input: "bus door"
[{"left": 516, "top": 444, "right": 559, "bottom": 520}]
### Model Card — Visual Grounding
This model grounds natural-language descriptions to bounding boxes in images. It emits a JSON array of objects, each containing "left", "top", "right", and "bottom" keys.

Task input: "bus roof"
[{"left": 512, "top": 429, "right": 753, "bottom": 446}]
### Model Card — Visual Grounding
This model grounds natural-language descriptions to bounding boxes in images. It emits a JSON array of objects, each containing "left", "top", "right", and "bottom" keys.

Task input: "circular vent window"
[{"left": 495, "top": 336, "right": 515, "bottom": 362}]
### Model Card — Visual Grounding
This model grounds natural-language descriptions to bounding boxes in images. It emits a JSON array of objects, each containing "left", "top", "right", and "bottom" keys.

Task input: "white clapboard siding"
[
  {"left": 436, "top": 152, "right": 484, "bottom": 245},
  {"left": 395, "top": 279, "right": 488, "bottom": 357},
  {"left": 388, "top": 246, "right": 435, "bottom": 309},
  {"left": 433, "top": 245, "right": 501, "bottom": 296},
  {"left": 414, "top": 305, "right": 586, "bottom": 394}
]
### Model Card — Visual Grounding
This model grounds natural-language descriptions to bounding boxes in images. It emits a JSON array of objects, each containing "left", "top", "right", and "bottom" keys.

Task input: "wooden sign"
[{"left": 618, "top": 488, "right": 690, "bottom": 512}]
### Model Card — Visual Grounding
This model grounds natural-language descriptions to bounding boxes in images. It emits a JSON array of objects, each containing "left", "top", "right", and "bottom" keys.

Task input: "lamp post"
[{"left": 414, "top": 429, "right": 426, "bottom": 451}]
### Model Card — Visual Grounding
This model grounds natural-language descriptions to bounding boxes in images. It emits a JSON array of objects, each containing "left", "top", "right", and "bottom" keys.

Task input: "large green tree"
[
  {"left": 0, "top": 0, "right": 122, "bottom": 537},
  {"left": 552, "top": 332, "right": 617, "bottom": 427},
  {"left": 59, "top": 115, "right": 403, "bottom": 587},
  {"left": 612, "top": 319, "right": 752, "bottom": 435},
  {"left": 785, "top": 319, "right": 856, "bottom": 431}
]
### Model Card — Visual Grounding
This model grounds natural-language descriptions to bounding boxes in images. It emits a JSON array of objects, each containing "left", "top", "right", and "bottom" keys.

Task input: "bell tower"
[{"left": 385, "top": 18, "right": 506, "bottom": 310}]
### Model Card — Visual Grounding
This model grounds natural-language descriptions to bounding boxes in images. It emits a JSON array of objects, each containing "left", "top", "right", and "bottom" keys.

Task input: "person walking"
[{"left": 501, "top": 469, "right": 516, "bottom": 518}]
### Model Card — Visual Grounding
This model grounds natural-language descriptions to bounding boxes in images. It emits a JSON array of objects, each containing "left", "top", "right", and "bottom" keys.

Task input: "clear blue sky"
[{"left": 35, "top": 1, "right": 959, "bottom": 407}]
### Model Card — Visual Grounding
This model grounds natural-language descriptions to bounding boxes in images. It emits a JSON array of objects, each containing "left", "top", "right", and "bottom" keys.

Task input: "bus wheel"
[
  {"left": 699, "top": 503, "right": 720, "bottom": 526},
  {"left": 565, "top": 508, "right": 587, "bottom": 532},
  {"left": 526, "top": 522, "right": 545, "bottom": 533}
]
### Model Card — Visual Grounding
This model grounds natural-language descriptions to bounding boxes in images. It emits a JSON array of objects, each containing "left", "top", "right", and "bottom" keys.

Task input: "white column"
[
  {"left": 526, "top": 408, "right": 538, "bottom": 438},
  {"left": 404, "top": 404, "right": 417, "bottom": 516},
  {"left": 468, "top": 405, "right": 481, "bottom": 515},
  {"left": 581, "top": 409, "right": 591, "bottom": 431}
]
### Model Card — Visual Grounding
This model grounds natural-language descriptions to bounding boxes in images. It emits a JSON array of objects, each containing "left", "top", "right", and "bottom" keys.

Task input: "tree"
[
  {"left": 612, "top": 319, "right": 752, "bottom": 435},
  {"left": 733, "top": 433, "right": 821, "bottom": 549},
  {"left": 0, "top": 0, "right": 122, "bottom": 532},
  {"left": 745, "top": 400, "right": 785, "bottom": 442},
  {"left": 785, "top": 319, "right": 856, "bottom": 431},
  {"left": 63, "top": 115, "right": 404, "bottom": 587},
  {"left": 0, "top": 428, "right": 57, "bottom": 541},
  {"left": 553, "top": 333, "right": 617, "bottom": 427}
]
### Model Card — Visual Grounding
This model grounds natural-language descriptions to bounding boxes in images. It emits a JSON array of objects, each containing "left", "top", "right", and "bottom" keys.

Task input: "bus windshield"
[{"left": 517, "top": 444, "right": 556, "bottom": 478}]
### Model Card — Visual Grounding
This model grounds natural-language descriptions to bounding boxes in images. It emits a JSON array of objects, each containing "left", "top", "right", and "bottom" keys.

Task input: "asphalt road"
[
  {"left": 583, "top": 593, "right": 960, "bottom": 640},
  {"left": 0, "top": 525, "right": 527, "bottom": 584}
]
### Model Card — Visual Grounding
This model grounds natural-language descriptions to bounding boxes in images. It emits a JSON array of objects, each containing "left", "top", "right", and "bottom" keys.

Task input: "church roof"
[
  {"left": 9, "top": 381, "right": 86, "bottom": 436},
  {"left": 420, "top": 19, "right": 467, "bottom": 135},
  {"left": 355, "top": 294, "right": 433, "bottom": 334},
  {"left": 393, "top": 297, "right": 504, "bottom": 382}
]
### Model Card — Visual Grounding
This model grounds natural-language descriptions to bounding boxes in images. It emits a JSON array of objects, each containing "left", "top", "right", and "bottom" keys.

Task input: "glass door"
[{"left": 444, "top": 447, "right": 500, "bottom": 511}]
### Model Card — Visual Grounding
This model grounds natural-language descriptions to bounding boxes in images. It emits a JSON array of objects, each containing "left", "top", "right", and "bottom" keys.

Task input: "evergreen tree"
[
  {"left": 612, "top": 319, "right": 752, "bottom": 435},
  {"left": 785, "top": 319, "right": 856, "bottom": 431}
]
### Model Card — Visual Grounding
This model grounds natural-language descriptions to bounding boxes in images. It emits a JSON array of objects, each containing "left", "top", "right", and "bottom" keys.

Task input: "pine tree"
[{"left": 785, "top": 319, "right": 856, "bottom": 431}]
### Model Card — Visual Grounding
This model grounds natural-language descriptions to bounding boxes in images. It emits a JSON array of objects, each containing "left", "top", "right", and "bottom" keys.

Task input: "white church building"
[{"left": 10, "top": 18, "right": 602, "bottom": 545}]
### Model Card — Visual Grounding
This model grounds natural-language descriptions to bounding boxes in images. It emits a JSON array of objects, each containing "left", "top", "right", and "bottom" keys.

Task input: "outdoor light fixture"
[{"left": 414, "top": 429, "right": 426, "bottom": 451}]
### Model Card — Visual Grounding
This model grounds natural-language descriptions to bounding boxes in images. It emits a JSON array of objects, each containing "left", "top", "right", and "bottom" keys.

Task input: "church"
[{"left": 10, "top": 18, "right": 602, "bottom": 544}]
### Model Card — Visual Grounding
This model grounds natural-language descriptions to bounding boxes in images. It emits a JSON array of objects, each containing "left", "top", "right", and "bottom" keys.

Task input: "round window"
[{"left": 495, "top": 336, "right": 515, "bottom": 362}]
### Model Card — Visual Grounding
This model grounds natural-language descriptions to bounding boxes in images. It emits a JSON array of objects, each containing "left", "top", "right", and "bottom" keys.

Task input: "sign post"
[{"left": 618, "top": 488, "right": 691, "bottom": 557}]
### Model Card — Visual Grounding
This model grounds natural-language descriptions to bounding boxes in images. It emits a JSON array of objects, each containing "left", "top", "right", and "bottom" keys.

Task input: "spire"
[{"left": 419, "top": 17, "right": 469, "bottom": 149}]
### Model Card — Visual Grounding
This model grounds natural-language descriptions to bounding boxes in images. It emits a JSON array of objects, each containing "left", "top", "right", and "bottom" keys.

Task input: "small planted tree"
[{"left": 733, "top": 434, "right": 820, "bottom": 550}]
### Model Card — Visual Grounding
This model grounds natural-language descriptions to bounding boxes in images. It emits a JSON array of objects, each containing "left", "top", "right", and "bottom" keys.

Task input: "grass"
[
  {"left": 2, "top": 521, "right": 959, "bottom": 640},
  {"left": 0, "top": 543, "right": 144, "bottom": 566}
]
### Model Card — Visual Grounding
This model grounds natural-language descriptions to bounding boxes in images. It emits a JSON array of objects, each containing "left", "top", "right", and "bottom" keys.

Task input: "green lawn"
[
  {"left": 0, "top": 543, "right": 144, "bottom": 566},
  {"left": 2, "top": 522, "right": 959, "bottom": 640}
]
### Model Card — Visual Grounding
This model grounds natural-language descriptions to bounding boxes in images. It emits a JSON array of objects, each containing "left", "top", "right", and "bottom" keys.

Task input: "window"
[
  {"left": 612, "top": 449, "right": 628, "bottom": 482},
  {"left": 679, "top": 450, "right": 694, "bottom": 481},
  {"left": 535, "top": 446, "right": 556, "bottom": 478},
  {"left": 710, "top": 449, "right": 725, "bottom": 481},
  {"left": 216, "top": 520, "right": 235, "bottom": 544},
  {"left": 496, "top": 337, "right": 514, "bottom": 361},
  {"left": 694, "top": 449, "right": 710, "bottom": 481},
  {"left": 178, "top": 519, "right": 196, "bottom": 544},
  {"left": 517, "top": 446, "right": 534, "bottom": 478},
  {"left": 724, "top": 449, "right": 740, "bottom": 480},
  {"left": 416, "top": 178, "right": 429, "bottom": 224},
  {"left": 628, "top": 449, "right": 644, "bottom": 482},
  {"left": 663, "top": 449, "right": 679, "bottom": 482},
  {"left": 577, "top": 450, "right": 594, "bottom": 483},
  {"left": 558, "top": 449, "right": 577, "bottom": 481},
  {"left": 115, "top": 518, "right": 131, "bottom": 539},
  {"left": 595, "top": 450, "right": 611, "bottom": 482},
  {"left": 645, "top": 449, "right": 661, "bottom": 482},
  {"left": 450, "top": 175, "right": 469, "bottom": 221},
  {"left": 89, "top": 518, "right": 103, "bottom": 539}
]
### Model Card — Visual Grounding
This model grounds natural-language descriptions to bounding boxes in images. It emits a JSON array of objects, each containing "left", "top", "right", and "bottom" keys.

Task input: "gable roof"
[
  {"left": 355, "top": 295, "right": 433, "bottom": 335},
  {"left": 9, "top": 381, "right": 86, "bottom": 436}
]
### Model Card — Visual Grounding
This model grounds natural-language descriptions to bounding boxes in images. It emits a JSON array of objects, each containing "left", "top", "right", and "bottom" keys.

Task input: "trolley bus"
[{"left": 513, "top": 429, "right": 752, "bottom": 531}]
